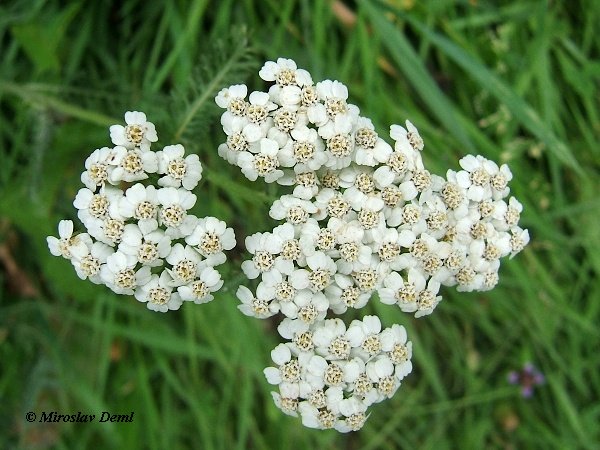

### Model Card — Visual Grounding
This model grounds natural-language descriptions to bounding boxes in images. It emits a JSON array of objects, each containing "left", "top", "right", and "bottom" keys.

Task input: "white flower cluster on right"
[{"left": 215, "top": 58, "right": 529, "bottom": 431}]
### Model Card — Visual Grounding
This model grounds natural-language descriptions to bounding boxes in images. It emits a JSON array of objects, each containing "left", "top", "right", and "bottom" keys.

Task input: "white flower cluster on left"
[{"left": 47, "top": 111, "right": 236, "bottom": 312}]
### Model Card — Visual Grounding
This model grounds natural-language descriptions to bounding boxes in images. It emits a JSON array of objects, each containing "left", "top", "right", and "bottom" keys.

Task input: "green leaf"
[{"left": 10, "top": 3, "right": 81, "bottom": 75}]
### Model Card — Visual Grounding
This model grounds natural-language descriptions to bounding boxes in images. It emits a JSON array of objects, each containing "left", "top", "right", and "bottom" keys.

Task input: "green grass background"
[{"left": 1, "top": 0, "right": 599, "bottom": 448}]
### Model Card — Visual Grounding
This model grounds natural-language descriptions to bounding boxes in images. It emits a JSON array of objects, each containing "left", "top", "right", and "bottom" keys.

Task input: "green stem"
[{"left": 0, "top": 80, "right": 117, "bottom": 127}]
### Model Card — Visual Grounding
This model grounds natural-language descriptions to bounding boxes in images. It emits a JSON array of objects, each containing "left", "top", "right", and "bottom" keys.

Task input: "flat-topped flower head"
[
  {"left": 110, "top": 111, "right": 158, "bottom": 150},
  {"left": 265, "top": 315, "right": 414, "bottom": 432},
  {"left": 50, "top": 109, "right": 235, "bottom": 314},
  {"left": 214, "top": 58, "right": 530, "bottom": 432}
]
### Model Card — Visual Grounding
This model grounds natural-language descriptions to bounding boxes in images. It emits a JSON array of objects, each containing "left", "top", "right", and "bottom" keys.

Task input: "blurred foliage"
[{"left": 1, "top": 0, "right": 599, "bottom": 449}]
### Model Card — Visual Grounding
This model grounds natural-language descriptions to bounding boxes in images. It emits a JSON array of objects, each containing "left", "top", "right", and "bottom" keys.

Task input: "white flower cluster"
[
  {"left": 265, "top": 316, "right": 412, "bottom": 431},
  {"left": 216, "top": 58, "right": 529, "bottom": 431},
  {"left": 47, "top": 111, "right": 236, "bottom": 312}
]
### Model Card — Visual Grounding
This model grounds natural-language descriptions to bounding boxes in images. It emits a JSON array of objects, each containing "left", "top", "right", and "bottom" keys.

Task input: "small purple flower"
[{"left": 508, "top": 362, "right": 545, "bottom": 398}]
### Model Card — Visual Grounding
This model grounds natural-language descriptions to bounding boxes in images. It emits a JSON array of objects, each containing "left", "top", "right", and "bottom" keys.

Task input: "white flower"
[
  {"left": 109, "top": 147, "right": 158, "bottom": 183},
  {"left": 298, "top": 400, "right": 341, "bottom": 430},
  {"left": 241, "top": 231, "right": 288, "bottom": 280},
  {"left": 373, "top": 152, "right": 411, "bottom": 188},
  {"left": 157, "top": 187, "right": 198, "bottom": 238},
  {"left": 259, "top": 58, "right": 312, "bottom": 87},
  {"left": 396, "top": 201, "right": 427, "bottom": 235},
  {"left": 323, "top": 130, "right": 355, "bottom": 170},
  {"left": 185, "top": 216, "right": 236, "bottom": 266},
  {"left": 309, "top": 80, "right": 357, "bottom": 139},
  {"left": 455, "top": 209, "right": 494, "bottom": 245},
  {"left": 272, "top": 222, "right": 305, "bottom": 268},
  {"left": 47, "top": 220, "right": 90, "bottom": 260},
  {"left": 351, "top": 195, "right": 386, "bottom": 233},
  {"left": 278, "top": 126, "right": 327, "bottom": 171},
  {"left": 269, "top": 194, "right": 317, "bottom": 225},
  {"left": 312, "top": 188, "right": 352, "bottom": 221},
  {"left": 490, "top": 163, "right": 513, "bottom": 200},
  {"left": 71, "top": 240, "right": 113, "bottom": 284},
  {"left": 415, "top": 233, "right": 452, "bottom": 281},
  {"left": 297, "top": 218, "right": 325, "bottom": 256},
  {"left": 268, "top": 84, "right": 302, "bottom": 110},
  {"left": 306, "top": 355, "right": 362, "bottom": 389},
  {"left": 118, "top": 183, "right": 159, "bottom": 230},
  {"left": 415, "top": 277, "right": 442, "bottom": 318},
  {"left": 380, "top": 324, "right": 413, "bottom": 379},
  {"left": 178, "top": 266, "right": 223, "bottom": 304},
  {"left": 312, "top": 318, "right": 351, "bottom": 360},
  {"left": 157, "top": 144, "right": 203, "bottom": 190},
  {"left": 237, "top": 285, "right": 280, "bottom": 318},
  {"left": 346, "top": 315, "right": 382, "bottom": 355},
  {"left": 283, "top": 290, "right": 329, "bottom": 324},
  {"left": 118, "top": 223, "right": 171, "bottom": 267},
  {"left": 238, "top": 137, "right": 283, "bottom": 183},
  {"left": 84, "top": 204, "right": 127, "bottom": 247},
  {"left": 100, "top": 251, "right": 151, "bottom": 295},
  {"left": 390, "top": 120, "right": 424, "bottom": 152},
  {"left": 243, "top": 91, "right": 277, "bottom": 137},
  {"left": 215, "top": 84, "right": 248, "bottom": 112},
  {"left": 74, "top": 186, "right": 121, "bottom": 225},
  {"left": 277, "top": 317, "right": 310, "bottom": 341},
  {"left": 218, "top": 115, "right": 253, "bottom": 165},
  {"left": 290, "top": 251, "right": 337, "bottom": 293},
  {"left": 264, "top": 343, "right": 298, "bottom": 385},
  {"left": 134, "top": 271, "right": 183, "bottom": 312},
  {"left": 165, "top": 243, "right": 203, "bottom": 287},
  {"left": 80, "top": 146, "right": 126, "bottom": 190},
  {"left": 365, "top": 354, "right": 394, "bottom": 382},
  {"left": 268, "top": 107, "right": 305, "bottom": 147},
  {"left": 378, "top": 269, "right": 422, "bottom": 313},
  {"left": 454, "top": 154, "right": 501, "bottom": 202},
  {"left": 271, "top": 390, "right": 300, "bottom": 417},
  {"left": 492, "top": 196, "right": 522, "bottom": 231},
  {"left": 371, "top": 227, "right": 415, "bottom": 271},
  {"left": 109, "top": 111, "right": 158, "bottom": 150},
  {"left": 353, "top": 117, "right": 393, "bottom": 167},
  {"left": 509, "top": 226, "right": 530, "bottom": 258},
  {"left": 336, "top": 397, "right": 368, "bottom": 432},
  {"left": 277, "top": 170, "right": 320, "bottom": 200},
  {"left": 333, "top": 238, "right": 372, "bottom": 275},
  {"left": 325, "top": 275, "right": 370, "bottom": 314}
]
